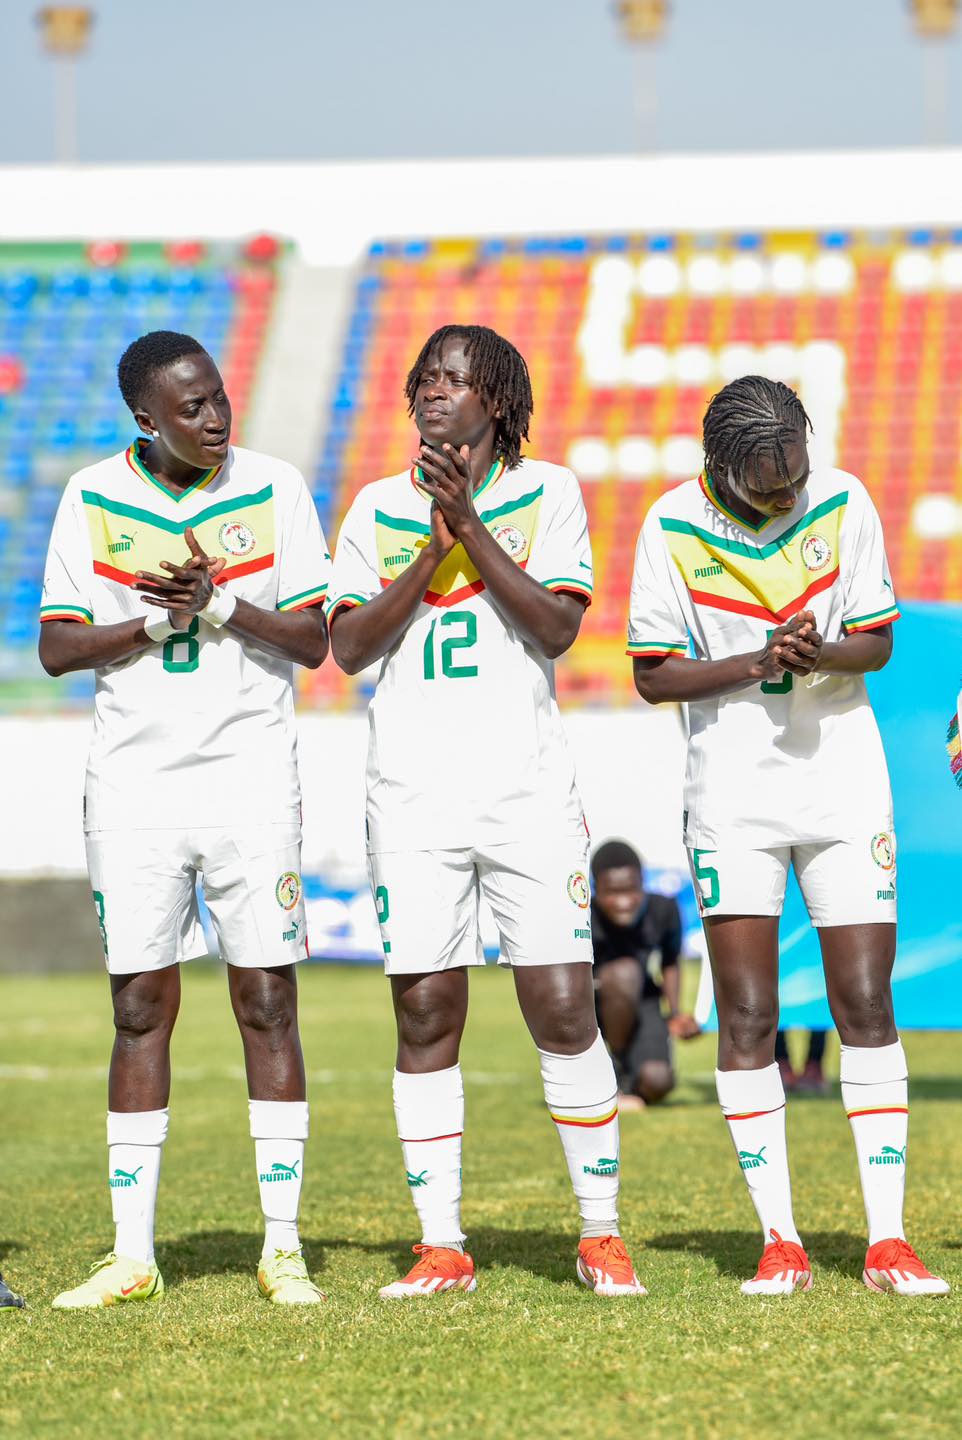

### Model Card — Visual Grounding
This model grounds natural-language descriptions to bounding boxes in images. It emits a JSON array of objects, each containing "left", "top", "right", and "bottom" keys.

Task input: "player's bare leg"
[
  {"left": 227, "top": 964, "right": 321, "bottom": 1303},
  {"left": 636, "top": 1059, "right": 673, "bottom": 1106},
  {"left": 707, "top": 916, "right": 812, "bottom": 1295},
  {"left": 820, "top": 924, "right": 948, "bottom": 1296},
  {"left": 514, "top": 962, "right": 645, "bottom": 1296},
  {"left": 381, "top": 970, "right": 474, "bottom": 1297},
  {"left": 108, "top": 966, "right": 181, "bottom": 1111},
  {"left": 53, "top": 968, "right": 178, "bottom": 1309},
  {"left": 595, "top": 957, "right": 646, "bottom": 1110}
]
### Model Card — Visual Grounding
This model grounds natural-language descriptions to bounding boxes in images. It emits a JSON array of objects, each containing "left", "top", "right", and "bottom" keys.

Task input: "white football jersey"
[
  {"left": 627, "top": 468, "right": 899, "bottom": 848},
  {"left": 41, "top": 440, "right": 331, "bottom": 831},
  {"left": 327, "top": 457, "right": 593, "bottom": 853}
]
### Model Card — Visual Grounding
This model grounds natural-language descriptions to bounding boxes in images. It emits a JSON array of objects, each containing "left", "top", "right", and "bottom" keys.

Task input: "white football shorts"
[
  {"left": 84, "top": 823, "right": 308, "bottom": 974},
  {"left": 367, "top": 836, "right": 594, "bottom": 974},
  {"left": 688, "top": 828, "right": 898, "bottom": 927}
]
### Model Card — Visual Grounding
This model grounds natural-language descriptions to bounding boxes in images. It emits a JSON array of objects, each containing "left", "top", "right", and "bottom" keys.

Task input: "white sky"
[{"left": 1, "top": 0, "right": 962, "bottom": 164}]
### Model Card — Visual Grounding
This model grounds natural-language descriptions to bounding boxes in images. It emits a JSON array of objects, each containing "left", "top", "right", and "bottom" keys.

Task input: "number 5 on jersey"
[{"left": 423, "top": 610, "right": 478, "bottom": 680}]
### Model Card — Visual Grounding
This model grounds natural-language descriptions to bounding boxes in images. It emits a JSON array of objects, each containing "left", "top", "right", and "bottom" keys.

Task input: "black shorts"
[{"left": 598, "top": 994, "right": 672, "bottom": 1079}]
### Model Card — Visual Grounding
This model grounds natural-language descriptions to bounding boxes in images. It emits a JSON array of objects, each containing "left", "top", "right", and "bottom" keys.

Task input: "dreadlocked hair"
[
  {"left": 703, "top": 376, "right": 813, "bottom": 486},
  {"left": 117, "top": 330, "right": 207, "bottom": 412},
  {"left": 404, "top": 325, "right": 533, "bottom": 470}
]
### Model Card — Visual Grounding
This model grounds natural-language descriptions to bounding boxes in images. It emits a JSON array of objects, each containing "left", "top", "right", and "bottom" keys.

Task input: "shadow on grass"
[
  {"left": 646, "top": 1228, "right": 866, "bottom": 1278},
  {"left": 161, "top": 1226, "right": 577, "bottom": 1285},
  {"left": 0, "top": 1238, "right": 24, "bottom": 1265},
  {"left": 159, "top": 1230, "right": 286, "bottom": 1284}
]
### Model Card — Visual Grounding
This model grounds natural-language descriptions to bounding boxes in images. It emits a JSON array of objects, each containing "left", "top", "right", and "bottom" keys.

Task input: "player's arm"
[
  {"left": 329, "top": 506, "right": 455, "bottom": 674},
  {"left": 39, "top": 615, "right": 160, "bottom": 675},
  {"left": 135, "top": 528, "right": 327, "bottom": 669},
  {"left": 633, "top": 617, "right": 807, "bottom": 704},
  {"left": 417, "top": 443, "right": 586, "bottom": 659},
  {"left": 778, "top": 621, "right": 893, "bottom": 677}
]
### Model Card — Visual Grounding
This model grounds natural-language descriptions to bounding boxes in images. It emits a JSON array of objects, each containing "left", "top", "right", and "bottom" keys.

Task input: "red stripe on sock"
[
  {"left": 726, "top": 1104, "right": 786, "bottom": 1121},
  {"left": 846, "top": 1106, "right": 909, "bottom": 1119},
  {"left": 398, "top": 1132, "right": 463, "bottom": 1143}
]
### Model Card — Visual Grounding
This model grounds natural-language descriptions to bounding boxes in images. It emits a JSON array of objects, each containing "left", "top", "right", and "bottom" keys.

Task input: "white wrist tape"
[
  {"left": 201, "top": 586, "right": 237, "bottom": 628},
  {"left": 143, "top": 613, "right": 176, "bottom": 643}
]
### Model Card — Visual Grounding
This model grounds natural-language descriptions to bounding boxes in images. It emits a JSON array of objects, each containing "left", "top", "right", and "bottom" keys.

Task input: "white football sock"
[
  {"left": 840, "top": 1040, "right": 908, "bottom": 1245},
  {"left": 107, "top": 1108, "right": 168, "bottom": 1265},
  {"left": 393, "top": 1065, "right": 465, "bottom": 1248},
  {"left": 716, "top": 1065, "right": 801, "bottom": 1246},
  {"left": 539, "top": 1032, "right": 620, "bottom": 1238},
  {"left": 249, "top": 1099, "right": 309, "bottom": 1256}
]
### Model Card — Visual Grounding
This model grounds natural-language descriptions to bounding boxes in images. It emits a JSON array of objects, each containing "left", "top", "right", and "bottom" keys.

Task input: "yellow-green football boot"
[
  {"left": 257, "top": 1248, "right": 325, "bottom": 1304},
  {"left": 52, "top": 1253, "right": 163, "bottom": 1310}
]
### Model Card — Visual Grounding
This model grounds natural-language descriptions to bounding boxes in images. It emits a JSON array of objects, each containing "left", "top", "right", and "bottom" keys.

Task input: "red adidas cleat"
[
  {"left": 379, "top": 1245, "right": 476, "bottom": 1299},
  {"left": 577, "top": 1234, "right": 646, "bottom": 1296},
  {"left": 863, "top": 1238, "right": 950, "bottom": 1297},
  {"left": 741, "top": 1229, "right": 812, "bottom": 1295}
]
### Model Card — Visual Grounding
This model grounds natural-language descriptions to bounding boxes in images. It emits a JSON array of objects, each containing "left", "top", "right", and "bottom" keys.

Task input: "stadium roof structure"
[{"left": 2, "top": 149, "right": 962, "bottom": 264}]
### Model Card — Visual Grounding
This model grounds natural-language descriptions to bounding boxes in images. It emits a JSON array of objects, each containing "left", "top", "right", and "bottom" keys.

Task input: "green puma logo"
[
  {"left": 869, "top": 1145, "right": 906, "bottom": 1166},
  {"left": 282, "top": 919, "right": 300, "bottom": 942},
  {"left": 259, "top": 1160, "right": 300, "bottom": 1183},
  {"left": 738, "top": 1147, "right": 767, "bottom": 1170},
  {"left": 384, "top": 547, "right": 415, "bottom": 568},
  {"left": 107, "top": 532, "right": 137, "bottom": 555},
  {"left": 109, "top": 1166, "right": 142, "bottom": 1188},
  {"left": 406, "top": 1170, "right": 428, "bottom": 1188},
  {"left": 583, "top": 1157, "right": 619, "bottom": 1176}
]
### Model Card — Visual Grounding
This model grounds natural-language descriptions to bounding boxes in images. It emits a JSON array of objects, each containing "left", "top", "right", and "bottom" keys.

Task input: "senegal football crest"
[
  {"left": 567, "top": 871, "right": 590, "bottom": 909},
  {"left": 492, "top": 523, "right": 528, "bottom": 560},
  {"left": 801, "top": 532, "right": 833, "bottom": 572},
  {"left": 275, "top": 871, "right": 302, "bottom": 910},
  {"left": 870, "top": 832, "right": 895, "bottom": 870},
  {"left": 219, "top": 520, "right": 257, "bottom": 556}
]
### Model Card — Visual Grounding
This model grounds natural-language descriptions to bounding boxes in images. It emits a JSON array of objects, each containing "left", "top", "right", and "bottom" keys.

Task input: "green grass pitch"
[{"left": 1, "top": 966, "right": 960, "bottom": 1438}]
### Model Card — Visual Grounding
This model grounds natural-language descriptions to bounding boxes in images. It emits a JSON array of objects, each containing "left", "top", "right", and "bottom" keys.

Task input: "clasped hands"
[
  {"left": 134, "top": 527, "right": 225, "bottom": 631},
  {"left": 753, "top": 609, "right": 824, "bottom": 682}
]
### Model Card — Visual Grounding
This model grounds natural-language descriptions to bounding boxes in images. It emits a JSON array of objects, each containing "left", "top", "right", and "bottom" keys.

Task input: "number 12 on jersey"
[{"left": 423, "top": 610, "right": 478, "bottom": 680}]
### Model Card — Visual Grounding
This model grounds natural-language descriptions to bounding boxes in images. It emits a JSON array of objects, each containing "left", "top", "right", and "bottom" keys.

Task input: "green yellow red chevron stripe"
[
  {"left": 699, "top": 471, "right": 776, "bottom": 533},
  {"left": 325, "top": 591, "right": 368, "bottom": 623},
  {"left": 125, "top": 438, "right": 222, "bottom": 501},
  {"left": 661, "top": 490, "right": 849, "bottom": 623},
  {"left": 550, "top": 1104, "right": 618, "bottom": 1128},
  {"left": 627, "top": 639, "right": 687, "bottom": 658},
  {"left": 543, "top": 575, "right": 593, "bottom": 605},
  {"left": 375, "top": 484, "right": 544, "bottom": 608},
  {"left": 40, "top": 603, "right": 93, "bottom": 623},
  {"left": 81, "top": 484, "right": 274, "bottom": 588},
  {"left": 843, "top": 604, "right": 900, "bottom": 633},
  {"left": 410, "top": 456, "right": 505, "bottom": 502},
  {"left": 277, "top": 583, "right": 329, "bottom": 613}
]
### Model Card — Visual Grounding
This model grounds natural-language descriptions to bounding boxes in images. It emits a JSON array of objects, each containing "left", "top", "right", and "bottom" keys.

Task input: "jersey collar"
[
  {"left": 125, "top": 437, "right": 224, "bottom": 502},
  {"left": 699, "top": 471, "right": 777, "bottom": 534},
  {"left": 409, "top": 456, "right": 505, "bottom": 502}
]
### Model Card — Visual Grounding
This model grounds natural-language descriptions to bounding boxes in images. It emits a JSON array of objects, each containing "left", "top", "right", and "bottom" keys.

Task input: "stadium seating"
[
  {"left": 306, "top": 229, "right": 962, "bottom": 707},
  {"left": 0, "top": 240, "right": 279, "bottom": 709}
]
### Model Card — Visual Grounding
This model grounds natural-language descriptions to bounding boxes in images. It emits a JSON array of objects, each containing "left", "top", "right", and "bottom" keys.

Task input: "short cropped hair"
[
  {"left": 117, "top": 330, "right": 207, "bottom": 412},
  {"left": 591, "top": 839, "right": 643, "bottom": 883}
]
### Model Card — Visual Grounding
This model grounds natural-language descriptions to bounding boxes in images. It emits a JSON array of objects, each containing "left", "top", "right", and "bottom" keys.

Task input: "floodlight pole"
[
  {"left": 614, "top": 1, "right": 670, "bottom": 155},
  {"left": 53, "top": 53, "right": 78, "bottom": 163},
  {"left": 908, "top": 0, "right": 959, "bottom": 144},
  {"left": 35, "top": 6, "right": 94, "bottom": 164}
]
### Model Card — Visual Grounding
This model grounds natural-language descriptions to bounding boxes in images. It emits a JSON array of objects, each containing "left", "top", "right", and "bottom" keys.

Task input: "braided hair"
[
  {"left": 404, "top": 325, "right": 533, "bottom": 470},
  {"left": 703, "top": 376, "right": 812, "bottom": 486}
]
